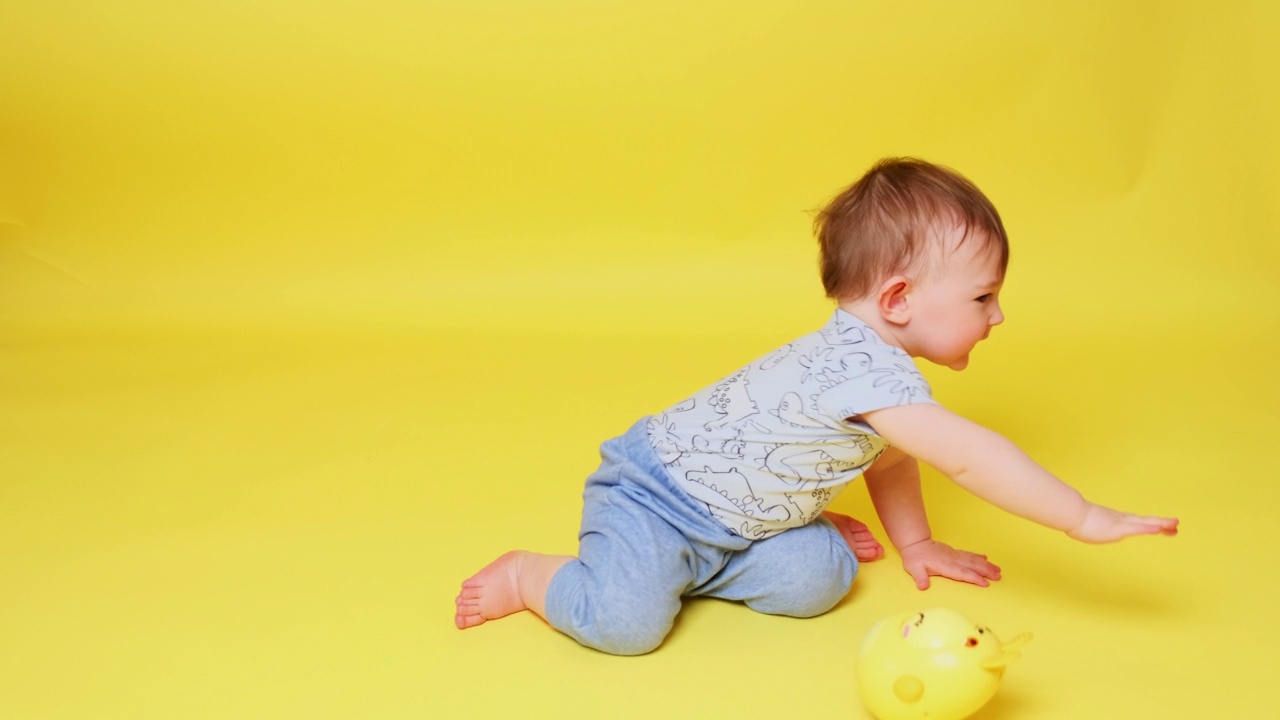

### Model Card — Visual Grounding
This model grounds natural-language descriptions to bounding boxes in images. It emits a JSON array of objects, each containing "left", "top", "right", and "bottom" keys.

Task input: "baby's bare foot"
[
  {"left": 455, "top": 551, "right": 574, "bottom": 629},
  {"left": 455, "top": 551, "right": 529, "bottom": 629},
  {"left": 823, "top": 511, "right": 885, "bottom": 562}
]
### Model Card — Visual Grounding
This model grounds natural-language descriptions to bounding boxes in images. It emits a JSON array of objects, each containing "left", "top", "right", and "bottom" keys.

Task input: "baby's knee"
[
  {"left": 751, "top": 544, "right": 858, "bottom": 618},
  {"left": 789, "top": 562, "right": 858, "bottom": 618},
  {"left": 548, "top": 575, "right": 678, "bottom": 656},
  {"left": 566, "top": 597, "right": 678, "bottom": 655},
  {"left": 588, "top": 615, "right": 671, "bottom": 656}
]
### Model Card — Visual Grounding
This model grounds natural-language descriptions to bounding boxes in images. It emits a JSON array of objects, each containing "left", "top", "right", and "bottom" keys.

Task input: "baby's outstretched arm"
[
  {"left": 862, "top": 404, "right": 1179, "bottom": 541},
  {"left": 1066, "top": 505, "right": 1179, "bottom": 543}
]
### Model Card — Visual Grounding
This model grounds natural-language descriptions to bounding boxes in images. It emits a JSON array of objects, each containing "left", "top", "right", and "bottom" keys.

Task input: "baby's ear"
[{"left": 877, "top": 276, "right": 912, "bottom": 324}]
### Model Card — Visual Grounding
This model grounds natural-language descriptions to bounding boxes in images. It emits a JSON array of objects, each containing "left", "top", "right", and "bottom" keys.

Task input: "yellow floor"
[{"left": 3, "top": 2, "right": 1279, "bottom": 718}]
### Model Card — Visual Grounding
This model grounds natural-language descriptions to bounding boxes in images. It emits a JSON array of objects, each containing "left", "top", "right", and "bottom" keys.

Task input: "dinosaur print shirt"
[{"left": 645, "top": 309, "right": 936, "bottom": 540}]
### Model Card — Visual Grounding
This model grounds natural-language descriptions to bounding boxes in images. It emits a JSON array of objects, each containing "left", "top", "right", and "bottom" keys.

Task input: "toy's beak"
[
  {"left": 981, "top": 632, "right": 1032, "bottom": 670},
  {"left": 1003, "top": 632, "right": 1032, "bottom": 652},
  {"left": 981, "top": 651, "right": 1020, "bottom": 670}
]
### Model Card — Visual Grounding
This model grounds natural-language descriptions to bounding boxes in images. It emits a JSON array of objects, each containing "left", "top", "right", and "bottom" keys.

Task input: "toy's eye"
[{"left": 965, "top": 637, "right": 979, "bottom": 647}]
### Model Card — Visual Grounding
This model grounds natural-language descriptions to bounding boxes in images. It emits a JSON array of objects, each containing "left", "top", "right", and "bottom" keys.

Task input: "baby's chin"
[{"left": 945, "top": 354, "right": 971, "bottom": 371}]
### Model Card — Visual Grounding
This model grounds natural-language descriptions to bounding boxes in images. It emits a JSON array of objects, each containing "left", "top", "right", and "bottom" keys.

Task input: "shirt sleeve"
[{"left": 812, "top": 351, "right": 936, "bottom": 422}]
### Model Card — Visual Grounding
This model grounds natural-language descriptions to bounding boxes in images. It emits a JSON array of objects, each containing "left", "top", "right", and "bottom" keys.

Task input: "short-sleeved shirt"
[{"left": 645, "top": 308, "right": 937, "bottom": 540}]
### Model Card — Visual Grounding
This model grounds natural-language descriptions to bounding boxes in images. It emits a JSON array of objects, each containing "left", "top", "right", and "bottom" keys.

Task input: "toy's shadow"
[{"left": 971, "top": 688, "right": 1037, "bottom": 719}]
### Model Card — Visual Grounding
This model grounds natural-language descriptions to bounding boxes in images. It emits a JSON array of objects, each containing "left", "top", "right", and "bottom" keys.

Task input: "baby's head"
[
  {"left": 816, "top": 159, "right": 1009, "bottom": 370},
  {"left": 814, "top": 157, "right": 1008, "bottom": 304}
]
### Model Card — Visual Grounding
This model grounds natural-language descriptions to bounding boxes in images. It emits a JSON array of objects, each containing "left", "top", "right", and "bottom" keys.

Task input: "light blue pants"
[{"left": 545, "top": 418, "right": 859, "bottom": 655}]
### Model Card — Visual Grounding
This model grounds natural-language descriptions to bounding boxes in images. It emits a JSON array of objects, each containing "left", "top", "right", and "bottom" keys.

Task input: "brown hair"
[{"left": 814, "top": 157, "right": 1009, "bottom": 302}]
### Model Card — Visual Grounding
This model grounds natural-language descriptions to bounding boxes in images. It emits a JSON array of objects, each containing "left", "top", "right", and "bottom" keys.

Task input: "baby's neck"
[{"left": 837, "top": 300, "right": 906, "bottom": 352}]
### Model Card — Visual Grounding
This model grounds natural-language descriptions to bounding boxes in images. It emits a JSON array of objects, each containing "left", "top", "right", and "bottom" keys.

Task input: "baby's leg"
[
  {"left": 822, "top": 510, "right": 885, "bottom": 561},
  {"left": 543, "top": 491, "right": 700, "bottom": 655},
  {"left": 691, "top": 517, "right": 858, "bottom": 618},
  {"left": 455, "top": 486, "right": 700, "bottom": 655},
  {"left": 455, "top": 420, "right": 733, "bottom": 654},
  {"left": 455, "top": 551, "right": 574, "bottom": 629}
]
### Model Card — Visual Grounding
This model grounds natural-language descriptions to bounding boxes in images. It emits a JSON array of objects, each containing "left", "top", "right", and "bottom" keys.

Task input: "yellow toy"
[{"left": 856, "top": 608, "right": 1032, "bottom": 720}]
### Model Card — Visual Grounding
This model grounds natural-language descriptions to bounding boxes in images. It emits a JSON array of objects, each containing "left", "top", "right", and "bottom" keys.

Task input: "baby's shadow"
[
  {"left": 832, "top": 575, "right": 866, "bottom": 613},
  {"left": 994, "top": 543, "right": 1191, "bottom": 619}
]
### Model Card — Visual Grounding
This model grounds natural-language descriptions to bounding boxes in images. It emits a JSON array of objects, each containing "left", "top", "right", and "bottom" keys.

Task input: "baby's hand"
[
  {"left": 898, "top": 539, "right": 1002, "bottom": 590},
  {"left": 1067, "top": 504, "right": 1180, "bottom": 544}
]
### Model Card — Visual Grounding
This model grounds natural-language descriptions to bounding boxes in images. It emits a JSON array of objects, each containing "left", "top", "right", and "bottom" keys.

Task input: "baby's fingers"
[
  {"left": 1130, "top": 515, "right": 1180, "bottom": 537},
  {"left": 931, "top": 555, "right": 999, "bottom": 588},
  {"left": 907, "top": 564, "right": 932, "bottom": 591},
  {"left": 951, "top": 549, "right": 1001, "bottom": 575},
  {"left": 936, "top": 564, "right": 992, "bottom": 588}
]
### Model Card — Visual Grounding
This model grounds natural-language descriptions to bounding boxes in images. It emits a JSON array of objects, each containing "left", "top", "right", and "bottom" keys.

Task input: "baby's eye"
[{"left": 975, "top": 294, "right": 993, "bottom": 303}]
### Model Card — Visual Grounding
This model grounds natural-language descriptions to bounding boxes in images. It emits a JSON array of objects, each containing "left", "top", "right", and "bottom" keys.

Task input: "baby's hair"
[{"left": 814, "top": 157, "right": 1009, "bottom": 302}]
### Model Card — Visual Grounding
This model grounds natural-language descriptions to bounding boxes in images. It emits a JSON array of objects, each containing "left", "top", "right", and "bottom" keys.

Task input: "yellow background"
[{"left": 2, "top": 1, "right": 1277, "bottom": 718}]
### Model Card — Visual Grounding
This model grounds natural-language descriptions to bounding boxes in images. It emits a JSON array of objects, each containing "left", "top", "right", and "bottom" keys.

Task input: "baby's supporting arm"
[
  {"left": 862, "top": 404, "right": 1178, "bottom": 543},
  {"left": 863, "top": 445, "right": 1002, "bottom": 589}
]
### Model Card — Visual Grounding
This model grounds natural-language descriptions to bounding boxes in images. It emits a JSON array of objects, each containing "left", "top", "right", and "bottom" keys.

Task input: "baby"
[{"left": 454, "top": 158, "right": 1179, "bottom": 655}]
